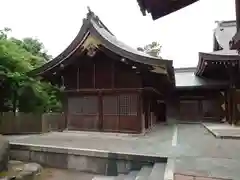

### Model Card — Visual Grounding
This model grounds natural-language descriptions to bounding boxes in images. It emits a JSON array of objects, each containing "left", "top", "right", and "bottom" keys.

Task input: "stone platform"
[
  {"left": 203, "top": 123, "right": 240, "bottom": 139},
  {"left": 5, "top": 124, "right": 240, "bottom": 180}
]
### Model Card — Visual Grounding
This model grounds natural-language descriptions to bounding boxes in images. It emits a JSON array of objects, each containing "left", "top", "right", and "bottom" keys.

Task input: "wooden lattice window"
[
  {"left": 68, "top": 96, "right": 98, "bottom": 115},
  {"left": 118, "top": 94, "right": 137, "bottom": 116}
]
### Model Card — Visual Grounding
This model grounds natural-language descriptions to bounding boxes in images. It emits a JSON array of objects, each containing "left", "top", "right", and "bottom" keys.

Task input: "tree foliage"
[
  {"left": 137, "top": 41, "right": 162, "bottom": 58},
  {"left": 0, "top": 28, "right": 61, "bottom": 114}
]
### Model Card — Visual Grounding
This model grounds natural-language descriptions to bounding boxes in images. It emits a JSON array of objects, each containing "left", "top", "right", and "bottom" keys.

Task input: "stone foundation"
[
  {"left": 10, "top": 144, "right": 166, "bottom": 175},
  {"left": 0, "top": 135, "right": 9, "bottom": 172}
]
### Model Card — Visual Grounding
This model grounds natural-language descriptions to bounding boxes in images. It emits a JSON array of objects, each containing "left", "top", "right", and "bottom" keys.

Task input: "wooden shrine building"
[
  {"left": 31, "top": 9, "right": 175, "bottom": 133},
  {"left": 32, "top": 10, "right": 240, "bottom": 133}
]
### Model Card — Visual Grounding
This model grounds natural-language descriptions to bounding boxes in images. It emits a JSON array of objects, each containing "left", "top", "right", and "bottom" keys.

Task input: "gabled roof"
[
  {"left": 30, "top": 8, "right": 173, "bottom": 77},
  {"left": 196, "top": 20, "right": 239, "bottom": 77},
  {"left": 137, "top": 0, "right": 199, "bottom": 20}
]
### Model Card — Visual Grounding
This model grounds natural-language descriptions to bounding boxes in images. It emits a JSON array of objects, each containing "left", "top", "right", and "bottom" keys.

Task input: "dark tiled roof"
[
  {"left": 137, "top": 0, "right": 199, "bottom": 20},
  {"left": 175, "top": 68, "right": 228, "bottom": 88}
]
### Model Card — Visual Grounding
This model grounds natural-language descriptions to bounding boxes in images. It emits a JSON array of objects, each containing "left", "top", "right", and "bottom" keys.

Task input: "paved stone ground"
[
  {"left": 175, "top": 173, "right": 231, "bottom": 180},
  {"left": 38, "top": 168, "right": 94, "bottom": 180},
  {"left": 6, "top": 124, "right": 240, "bottom": 180},
  {"left": 203, "top": 123, "right": 240, "bottom": 139}
]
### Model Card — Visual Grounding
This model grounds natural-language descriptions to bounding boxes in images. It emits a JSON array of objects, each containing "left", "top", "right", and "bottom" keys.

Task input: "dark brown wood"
[
  {"left": 137, "top": 93, "right": 143, "bottom": 131},
  {"left": 63, "top": 93, "right": 68, "bottom": 129},
  {"left": 111, "top": 61, "right": 115, "bottom": 88},
  {"left": 137, "top": 0, "right": 199, "bottom": 20},
  {"left": 77, "top": 67, "right": 80, "bottom": 89},
  {"left": 93, "top": 63, "right": 96, "bottom": 88},
  {"left": 236, "top": 0, "right": 240, "bottom": 30},
  {"left": 98, "top": 92, "right": 103, "bottom": 130}
]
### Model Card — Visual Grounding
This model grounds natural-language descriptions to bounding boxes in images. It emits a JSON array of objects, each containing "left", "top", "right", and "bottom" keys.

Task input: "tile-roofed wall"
[{"left": 174, "top": 67, "right": 228, "bottom": 88}]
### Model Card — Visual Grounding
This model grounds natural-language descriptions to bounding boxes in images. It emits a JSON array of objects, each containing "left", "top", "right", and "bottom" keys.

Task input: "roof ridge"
[{"left": 86, "top": 6, "right": 114, "bottom": 36}]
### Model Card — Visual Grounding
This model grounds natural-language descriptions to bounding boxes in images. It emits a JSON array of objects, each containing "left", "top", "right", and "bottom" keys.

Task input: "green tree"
[
  {"left": 137, "top": 41, "right": 162, "bottom": 58},
  {"left": 0, "top": 28, "right": 61, "bottom": 113},
  {"left": 11, "top": 37, "right": 52, "bottom": 67}
]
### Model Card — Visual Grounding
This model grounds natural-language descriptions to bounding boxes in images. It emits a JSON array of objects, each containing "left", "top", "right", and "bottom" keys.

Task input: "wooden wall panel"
[
  {"left": 179, "top": 100, "right": 200, "bottom": 121},
  {"left": 102, "top": 115, "right": 119, "bottom": 132},
  {"left": 102, "top": 93, "right": 140, "bottom": 133},
  {"left": 67, "top": 96, "right": 99, "bottom": 131},
  {"left": 68, "top": 114, "right": 99, "bottom": 131},
  {"left": 62, "top": 65, "right": 78, "bottom": 90},
  {"left": 79, "top": 61, "right": 94, "bottom": 89},
  {"left": 66, "top": 92, "right": 141, "bottom": 133},
  {"left": 119, "top": 116, "right": 140, "bottom": 133},
  {"left": 178, "top": 91, "right": 225, "bottom": 122},
  {"left": 102, "top": 95, "right": 118, "bottom": 131},
  {"left": 95, "top": 58, "right": 113, "bottom": 89},
  {"left": 202, "top": 100, "right": 224, "bottom": 121},
  {"left": 114, "top": 61, "right": 142, "bottom": 88}
]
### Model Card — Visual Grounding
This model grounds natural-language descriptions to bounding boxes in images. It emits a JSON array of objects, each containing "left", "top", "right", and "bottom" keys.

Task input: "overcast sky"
[{"left": 0, "top": 0, "right": 236, "bottom": 68}]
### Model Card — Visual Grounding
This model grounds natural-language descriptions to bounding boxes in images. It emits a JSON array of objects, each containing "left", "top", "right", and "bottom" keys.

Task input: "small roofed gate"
[{"left": 67, "top": 92, "right": 141, "bottom": 133}]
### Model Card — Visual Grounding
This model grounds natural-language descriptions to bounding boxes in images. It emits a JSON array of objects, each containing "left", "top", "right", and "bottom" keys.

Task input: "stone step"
[
  {"left": 92, "top": 175, "right": 116, "bottom": 180},
  {"left": 92, "top": 174, "right": 127, "bottom": 180},
  {"left": 134, "top": 166, "right": 153, "bottom": 180},
  {"left": 124, "top": 170, "right": 139, "bottom": 180},
  {"left": 115, "top": 174, "right": 126, "bottom": 180},
  {"left": 148, "top": 163, "right": 166, "bottom": 180}
]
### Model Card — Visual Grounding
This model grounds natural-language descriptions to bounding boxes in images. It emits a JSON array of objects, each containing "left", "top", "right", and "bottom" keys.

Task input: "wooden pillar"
[
  {"left": 93, "top": 63, "right": 96, "bottom": 88},
  {"left": 230, "top": 87, "right": 235, "bottom": 125},
  {"left": 198, "top": 99, "right": 203, "bottom": 121},
  {"left": 77, "top": 68, "right": 80, "bottom": 89},
  {"left": 111, "top": 62, "right": 115, "bottom": 88},
  {"left": 137, "top": 92, "right": 142, "bottom": 133},
  {"left": 98, "top": 91, "right": 103, "bottom": 131},
  {"left": 62, "top": 92, "right": 68, "bottom": 130},
  {"left": 236, "top": 0, "right": 240, "bottom": 30},
  {"left": 225, "top": 90, "right": 229, "bottom": 123}
]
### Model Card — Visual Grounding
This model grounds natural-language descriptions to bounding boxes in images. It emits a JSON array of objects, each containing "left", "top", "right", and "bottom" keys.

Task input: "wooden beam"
[
  {"left": 93, "top": 63, "right": 96, "bottom": 88},
  {"left": 111, "top": 61, "right": 115, "bottom": 88},
  {"left": 77, "top": 67, "right": 80, "bottom": 89},
  {"left": 236, "top": 0, "right": 240, "bottom": 30},
  {"left": 98, "top": 92, "right": 103, "bottom": 131}
]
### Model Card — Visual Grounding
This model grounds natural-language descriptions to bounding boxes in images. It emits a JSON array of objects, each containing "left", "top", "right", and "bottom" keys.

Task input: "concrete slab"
[
  {"left": 203, "top": 123, "right": 240, "bottom": 139},
  {"left": 6, "top": 125, "right": 174, "bottom": 158},
  {"left": 134, "top": 166, "right": 152, "bottom": 180},
  {"left": 5, "top": 124, "right": 240, "bottom": 180},
  {"left": 148, "top": 163, "right": 166, "bottom": 180}
]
